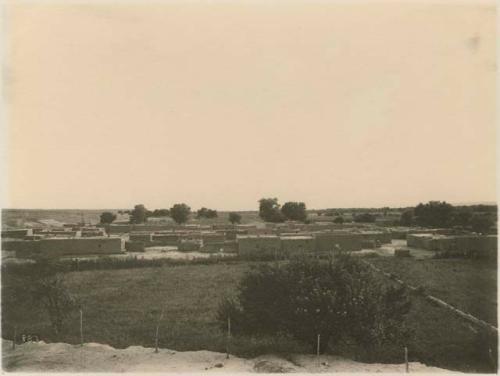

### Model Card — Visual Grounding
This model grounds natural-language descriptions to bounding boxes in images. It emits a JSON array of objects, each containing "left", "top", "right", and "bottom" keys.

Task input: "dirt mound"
[{"left": 2, "top": 340, "right": 454, "bottom": 373}]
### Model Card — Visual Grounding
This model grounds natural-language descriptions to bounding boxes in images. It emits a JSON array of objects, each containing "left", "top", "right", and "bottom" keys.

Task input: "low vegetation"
[
  {"left": 217, "top": 254, "right": 412, "bottom": 361},
  {"left": 1, "top": 256, "right": 497, "bottom": 372}
]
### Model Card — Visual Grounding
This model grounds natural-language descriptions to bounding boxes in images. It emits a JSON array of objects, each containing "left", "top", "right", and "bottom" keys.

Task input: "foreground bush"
[{"left": 217, "top": 253, "right": 412, "bottom": 360}]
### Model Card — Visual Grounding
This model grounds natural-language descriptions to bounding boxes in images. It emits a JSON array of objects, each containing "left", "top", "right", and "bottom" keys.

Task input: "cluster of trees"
[
  {"left": 102, "top": 205, "right": 244, "bottom": 226},
  {"left": 258, "top": 198, "right": 308, "bottom": 223},
  {"left": 217, "top": 254, "right": 411, "bottom": 359},
  {"left": 400, "top": 201, "right": 496, "bottom": 233},
  {"left": 196, "top": 207, "right": 218, "bottom": 219},
  {"left": 353, "top": 213, "right": 376, "bottom": 223}
]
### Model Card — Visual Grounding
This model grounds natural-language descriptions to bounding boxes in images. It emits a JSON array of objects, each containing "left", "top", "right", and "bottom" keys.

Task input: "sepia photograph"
[{"left": 0, "top": 0, "right": 497, "bottom": 373}]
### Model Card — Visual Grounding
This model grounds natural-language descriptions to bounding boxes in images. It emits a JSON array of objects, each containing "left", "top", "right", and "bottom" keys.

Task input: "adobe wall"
[
  {"left": 281, "top": 236, "right": 315, "bottom": 257},
  {"left": 406, "top": 234, "right": 433, "bottom": 248},
  {"left": 2, "top": 240, "right": 41, "bottom": 258},
  {"left": 237, "top": 236, "right": 282, "bottom": 259},
  {"left": 151, "top": 233, "right": 180, "bottom": 245},
  {"left": 130, "top": 233, "right": 153, "bottom": 242},
  {"left": 314, "top": 233, "right": 363, "bottom": 252},
  {"left": 1, "top": 229, "right": 32, "bottom": 239},
  {"left": 125, "top": 241, "right": 145, "bottom": 252},
  {"left": 38, "top": 237, "right": 123, "bottom": 257},
  {"left": 178, "top": 240, "right": 202, "bottom": 251},
  {"left": 202, "top": 233, "right": 226, "bottom": 244}
]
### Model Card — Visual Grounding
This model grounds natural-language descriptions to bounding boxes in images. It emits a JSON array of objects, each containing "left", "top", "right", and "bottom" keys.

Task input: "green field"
[{"left": 2, "top": 257, "right": 497, "bottom": 372}]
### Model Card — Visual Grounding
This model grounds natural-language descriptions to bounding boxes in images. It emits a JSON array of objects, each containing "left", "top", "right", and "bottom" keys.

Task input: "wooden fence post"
[
  {"left": 12, "top": 326, "right": 17, "bottom": 350},
  {"left": 405, "top": 346, "right": 409, "bottom": 373},
  {"left": 155, "top": 309, "right": 164, "bottom": 353},
  {"left": 226, "top": 316, "right": 231, "bottom": 359},
  {"left": 80, "top": 309, "right": 83, "bottom": 346}
]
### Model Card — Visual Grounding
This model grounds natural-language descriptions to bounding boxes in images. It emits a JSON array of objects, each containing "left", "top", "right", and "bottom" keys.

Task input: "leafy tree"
[
  {"left": 170, "top": 203, "right": 191, "bottom": 224},
  {"left": 333, "top": 216, "right": 344, "bottom": 224},
  {"left": 414, "top": 201, "right": 454, "bottom": 228},
  {"left": 129, "top": 204, "right": 148, "bottom": 224},
  {"left": 100, "top": 211, "right": 117, "bottom": 237},
  {"left": 258, "top": 198, "right": 285, "bottom": 223},
  {"left": 100, "top": 212, "right": 116, "bottom": 224},
  {"left": 353, "top": 213, "right": 376, "bottom": 223},
  {"left": 29, "top": 259, "right": 78, "bottom": 336},
  {"left": 196, "top": 207, "right": 218, "bottom": 219},
  {"left": 400, "top": 210, "right": 414, "bottom": 226},
  {"left": 452, "top": 207, "right": 473, "bottom": 227},
  {"left": 229, "top": 212, "right": 242, "bottom": 224},
  {"left": 281, "top": 202, "right": 307, "bottom": 222},
  {"left": 217, "top": 254, "right": 411, "bottom": 358},
  {"left": 470, "top": 214, "right": 494, "bottom": 234},
  {"left": 149, "top": 209, "right": 170, "bottom": 217}
]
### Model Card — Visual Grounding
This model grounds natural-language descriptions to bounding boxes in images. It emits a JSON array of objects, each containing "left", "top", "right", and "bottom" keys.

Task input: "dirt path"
[{"left": 2, "top": 340, "right": 454, "bottom": 373}]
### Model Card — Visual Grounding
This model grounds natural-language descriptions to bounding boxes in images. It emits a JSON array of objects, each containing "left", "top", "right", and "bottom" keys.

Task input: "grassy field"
[
  {"left": 2, "top": 258, "right": 497, "bottom": 372},
  {"left": 369, "top": 257, "right": 497, "bottom": 325}
]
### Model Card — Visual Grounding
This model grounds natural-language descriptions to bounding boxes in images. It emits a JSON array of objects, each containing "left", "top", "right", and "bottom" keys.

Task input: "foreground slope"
[{"left": 2, "top": 340, "right": 451, "bottom": 373}]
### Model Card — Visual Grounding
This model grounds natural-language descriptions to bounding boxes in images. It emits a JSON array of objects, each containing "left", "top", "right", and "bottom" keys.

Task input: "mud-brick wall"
[
  {"left": 237, "top": 236, "right": 282, "bottom": 259},
  {"left": 406, "top": 234, "right": 433, "bottom": 248},
  {"left": 152, "top": 233, "right": 180, "bottom": 245},
  {"left": 3, "top": 240, "right": 41, "bottom": 258},
  {"left": 314, "top": 233, "right": 363, "bottom": 252},
  {"left": 1, "top": 229, "right": 32, "bottom": 239},
  {"left": 359, "top": 232, "right": 392, "bottom": 244},
  {"left": 202, "top": 233, "right": 226, "bottom": 244},
  {"left": 130, "top": 232, "right": 153, "bottom": 242},
  {"left": 281, "top": 237, "right": 315, "bottom": 257},
  {"left": 38, "top": 238, "right": 122, "bottom": 257}
]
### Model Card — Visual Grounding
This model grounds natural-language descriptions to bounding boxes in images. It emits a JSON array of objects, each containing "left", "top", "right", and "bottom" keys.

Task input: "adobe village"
[
  {"left": 2, "top": 0, "right": 496, "bottom": 373},
  {"left": 1, "top": 201, "right": 497, "bottom": 372}
]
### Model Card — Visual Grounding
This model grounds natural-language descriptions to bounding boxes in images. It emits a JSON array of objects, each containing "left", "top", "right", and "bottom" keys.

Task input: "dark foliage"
[
  {"left": 129, "top": 204, "right": 148, "bottom": 224},
  {"left": 281, "top": 202, "right": 307, "bottom": 222},
  {"left": 170, "top": 203, "right": 191, "bottom": 224},
  {"left": 353, "top": 213, "right": 376, "bottom": 223},
  {"left": 229, "top": 212, "right": 242, "bottom": 224},
  {"left": 217, "top": 254, "right": 412, "bottom": 359},
  {"left": 400, "top": 210, "right": 414, "bottom": 226},
  {"left": 99, "top": 212, "right": 117, "bottom": 224},
  {"left": 196, "top": 207, "right": 218, "bottom": 219},
  {"left": 414, "top": 201, "right": 454, "bottom": 228},
  {"left": 258, "top": 198, "right": 285, "bottom": 223}
]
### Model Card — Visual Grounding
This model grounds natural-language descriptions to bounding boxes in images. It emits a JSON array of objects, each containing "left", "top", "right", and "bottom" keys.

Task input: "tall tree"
[
  {"left": 414, "top": 201, "right": 454, "bottom": 228},
  {"left": 130, "top": 204, "right": 148, "bottom": 224},
  {"left": 229, "top": 212, "right": 242, "bottom": 224},
  {"left": 170, "top": 203, "right": 191, "bottom": 224},
  {"left": 281, "top": 202, "right": 307, "bottom": 222},
  {"left": 258, "top": 198, "right": 285, "bottom": 223}
]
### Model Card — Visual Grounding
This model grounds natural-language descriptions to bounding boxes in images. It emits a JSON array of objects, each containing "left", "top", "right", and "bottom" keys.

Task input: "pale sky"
[{"left": 2, "top": 1, "right": 497, "bottom": 210}]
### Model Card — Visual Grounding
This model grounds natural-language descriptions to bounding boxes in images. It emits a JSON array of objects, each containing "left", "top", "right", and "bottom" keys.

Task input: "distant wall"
[
  {"left": 38, "top": 238, "right": 123, "bottom": 257},
  {"left": 1, "top": 229, "right": 32, "bottom": 239},
  {"left": 314, "top": 233, "right": 363, "bottom": 252},
  {"left": 238, "top": 236, "right": 281, "bottom": 259},
  {"left": 130, "top": 233, "right": 153, "bottom": 242},
  {"left": 407, "top": 234, "right": 497, "bottom": 257},
  {"left": 11, "top": 237, "right": 122, "bottom": 258},
  {"left": 281, "top": 237, "right": 315, "bottom": 256}
]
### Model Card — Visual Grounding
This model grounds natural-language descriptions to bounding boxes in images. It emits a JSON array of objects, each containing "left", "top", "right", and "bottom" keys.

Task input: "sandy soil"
[{"left": 2, "top": 340, "right": 454, "bottom": 373}]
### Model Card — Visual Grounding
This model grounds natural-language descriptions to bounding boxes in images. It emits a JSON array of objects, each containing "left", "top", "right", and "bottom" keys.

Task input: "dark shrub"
[{"left": 217, "top": 254, "right": 412, "bottom": 359}]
